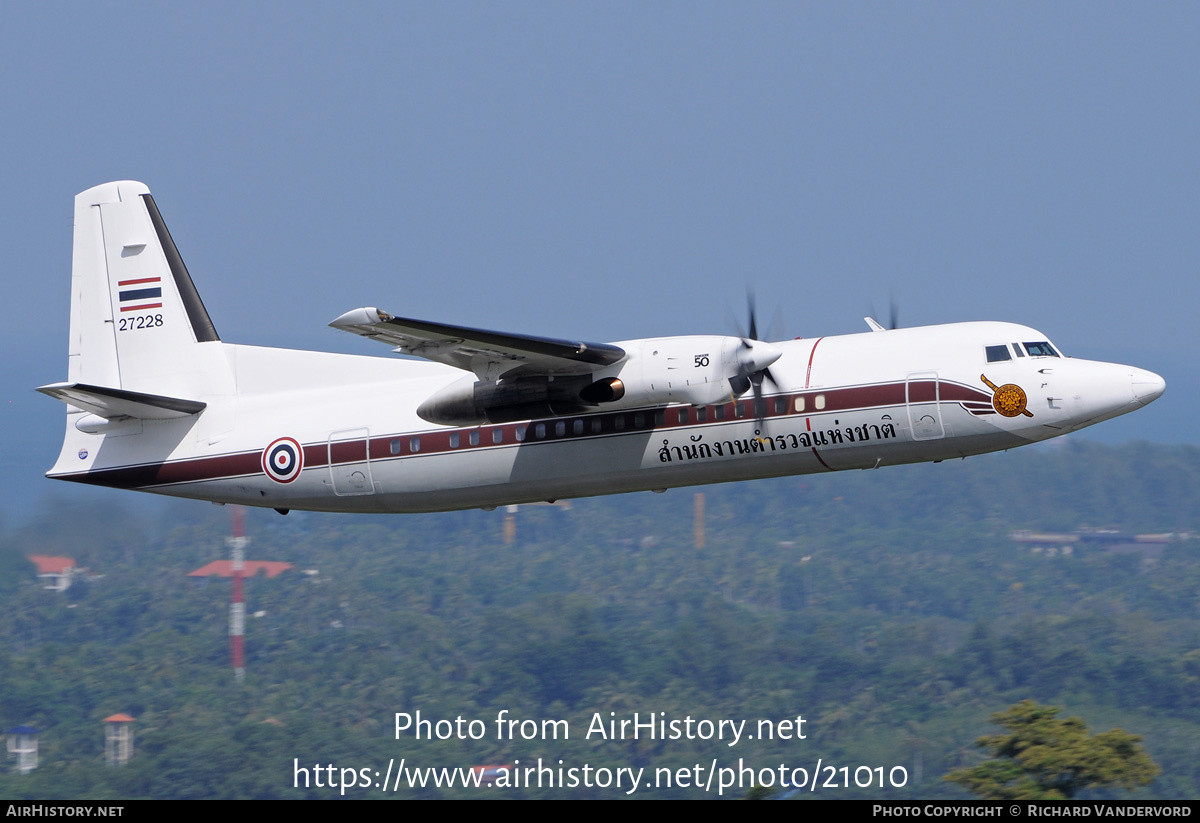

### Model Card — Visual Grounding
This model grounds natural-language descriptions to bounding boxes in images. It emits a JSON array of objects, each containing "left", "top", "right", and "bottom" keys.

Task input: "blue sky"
[{"left": 2, "top": 3, "right": 1196, "bottom": 517}]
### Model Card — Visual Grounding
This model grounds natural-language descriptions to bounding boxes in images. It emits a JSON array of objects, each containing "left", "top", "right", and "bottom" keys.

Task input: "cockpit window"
[
  {"left": 985, "top": 344, "right": 1011, "bottom": 363},
  {"left": 1022, "top": 341, "right": 1060, "bottom": 357}
]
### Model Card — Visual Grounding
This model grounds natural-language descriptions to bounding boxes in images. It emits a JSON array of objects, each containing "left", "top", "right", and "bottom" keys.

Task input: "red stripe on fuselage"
[
  {"left": 805, "top": 338, "right": 823, "bottom": 389},
  {"left": 802, "top": 338, "right": 833, "bottom": 469}
]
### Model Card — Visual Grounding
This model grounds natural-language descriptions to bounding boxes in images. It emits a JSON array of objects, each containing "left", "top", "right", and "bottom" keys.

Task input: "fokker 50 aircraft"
[{"left": 41, "top": 181, "right": 1165, "bottom": 514}]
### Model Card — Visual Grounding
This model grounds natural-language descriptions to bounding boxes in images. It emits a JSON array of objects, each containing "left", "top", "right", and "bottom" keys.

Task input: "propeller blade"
[
  {"left": 751, "top": 365, "right": 784, "bottom": 426},
  {"left": 741, "top": 290, "right": 780, "bottom": 427},
  {"left": 731, "top": 288, "right": 785, "bottom": 428},
  {"left": 725, "top": 305, "right": 747, "bottom": 341},
  {"left": 766, "top": 307, "right": 786, "bottom": 343},
  {"left": 751, "top": 370, "right": 766, "bottom": 423}
]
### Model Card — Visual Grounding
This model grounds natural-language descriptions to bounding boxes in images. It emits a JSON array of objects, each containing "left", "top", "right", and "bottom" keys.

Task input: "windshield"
[
  {"left": 985, "top": 344, "right": 1011, "bottom": 363},
  {"left": 1022, "top": 341, "right": 1060, "bottom": 357}
]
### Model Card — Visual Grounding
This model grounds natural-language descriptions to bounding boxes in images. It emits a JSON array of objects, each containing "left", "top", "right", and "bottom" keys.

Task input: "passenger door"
[{"left": 328, "top": 428, "right": 375, "bottom": 496}]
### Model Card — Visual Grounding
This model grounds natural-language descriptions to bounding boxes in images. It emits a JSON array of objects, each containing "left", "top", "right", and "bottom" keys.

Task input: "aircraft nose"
[{"left": 1131, "top": 369, "right": 1166, "bottom": 406}]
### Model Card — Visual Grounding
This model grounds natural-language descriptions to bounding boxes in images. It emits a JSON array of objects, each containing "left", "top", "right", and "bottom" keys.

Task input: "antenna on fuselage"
[{"left": 866, "top": 296, "right": 901, "bottom": 332}]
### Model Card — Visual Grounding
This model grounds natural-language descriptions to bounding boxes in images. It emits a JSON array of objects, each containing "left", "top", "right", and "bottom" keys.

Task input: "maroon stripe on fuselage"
[
  {"left": 817, "top": 381, "right": 991, "bottom": 412},
  {"left": 55, "top": 378, "right": 996, "bottom": 491},
  {"left": 58, "top": 451, "right": 262, "bottom": 489},
  {"left": 329, "top": 439, "right": 368, "bottom": 463},
  {"left": 303, "top": 444, "right": 327, "bottom": 468},
  {"left": 819, "top": 383, "right": 903, "bottom": 412},
  {"left": 155, "top": 451, "right": 260, "bottom": 484},
  {"left": 940, "top": 382, "right": 992, "bottom": 403},
  {"left": 905, "top": 381, "right": 938, "bottom": 403}
]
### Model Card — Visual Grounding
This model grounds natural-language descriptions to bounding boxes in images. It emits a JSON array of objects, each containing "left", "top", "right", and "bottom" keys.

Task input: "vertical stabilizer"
[{"left": 68, "top": 181, "right": 223, "bottom": 397}]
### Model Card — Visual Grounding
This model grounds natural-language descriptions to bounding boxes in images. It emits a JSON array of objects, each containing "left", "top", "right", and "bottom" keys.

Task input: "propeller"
[
  {"left": 733, "top": 291, "right": 783, "bottom": 428},
  {"left": 867, "top": 295, "right": 900, "bottom": 331}
]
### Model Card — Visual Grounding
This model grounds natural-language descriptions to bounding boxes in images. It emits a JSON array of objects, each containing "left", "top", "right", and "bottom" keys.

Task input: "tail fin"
[
  {"left": 44, "top": 182, "right": 240, "bottom": 482},
  {"left": 66, "top": 181, "right": 222, "bottom": 396}
]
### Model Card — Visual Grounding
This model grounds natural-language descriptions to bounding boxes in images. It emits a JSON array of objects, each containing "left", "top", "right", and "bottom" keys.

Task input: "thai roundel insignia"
[{"left": 262, "top": 437, "right": 304, "bottom": 483}]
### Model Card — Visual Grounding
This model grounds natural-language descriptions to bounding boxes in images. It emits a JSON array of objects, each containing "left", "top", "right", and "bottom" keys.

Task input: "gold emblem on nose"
[{"left": 981, "top": 374, "right": 1034, "bottom": 418}]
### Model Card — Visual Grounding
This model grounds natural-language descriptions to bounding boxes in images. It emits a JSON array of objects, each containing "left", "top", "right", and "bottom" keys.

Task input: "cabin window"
[
  {"left": 535, "top": 423, "right": 546, "bottom": 439},
  {"left": 795, "top": 396, "right": 805, "bottom": 413},
  {"left": 696, "top": 406, "right": 707, "bottom": 423},
  {"left": 815, "top": 394, "right": 826, "bottom": 410},
  {"left": 515, "top": 425, "right": 526, "bottom": 442},
  {"left": 614, "top": 415, "right": 626, "bottom": 431},
  {"left": 654, "top": 410, "right": 665, "bottom": 426},
  {"left": 591, "top": 418, "right": 602, "bottom": 433},
  {"left": 774, "top": 397, "right": 787, "bottom": 415},
  {"left": 573, "top": 420, "right": 583, "bottom": 435},
  {"left": 714, "top": 405, "right": 726, "bottom": 421},
  {"left": 1023, "top": 341, "right": 1060, "bottom": 357},
  {"left": 678, "top": 407, "right": 689, "bottom": 424},
  {"left": 469, "top": 430, "right": 480, "bottom": 446},
  {"left": 734, "top": 402, "right": 745, "bottom": 418},
  {"left": 985, "top": 344, "right": 1011, "bottom": 363},
  {"left": 409, "top": 436, "right": 421, "bottom": 453},
  {"left": 492, "top": 429, "right": 503, "bottom": 444},
  {"left": 390, "top": 438, "right": 403, "bottom": 455},
  {"left": 555, "top": 421, "right": 566, "bottom": 437},
  {"left": 634, "top": 413, "right": 645, "bottom": 428},
  {"left": 449, "top": 433, "right": 460, "bottom": 448}
]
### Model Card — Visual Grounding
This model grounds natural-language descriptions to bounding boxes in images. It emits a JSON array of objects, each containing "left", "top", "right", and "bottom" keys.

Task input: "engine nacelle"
[
  {"left": 417, "top": 373, "right": 595, "bottom": 426},
  {"left": 582, "top": 335, "right": 773, "bottom": 410},
  {"left": 416, "top": 335, "right": 781, "bottom": 426}
]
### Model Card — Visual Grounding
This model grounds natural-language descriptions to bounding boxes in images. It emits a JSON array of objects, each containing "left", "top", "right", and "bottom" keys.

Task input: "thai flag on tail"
[{"left": 117, "top": 277, "right": 163, "bottom": 312}]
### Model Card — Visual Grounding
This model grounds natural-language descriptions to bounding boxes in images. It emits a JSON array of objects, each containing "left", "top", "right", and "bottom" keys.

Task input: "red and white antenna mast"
[{"left": 228, "top": 506, "right": 247, "bottom": 683}]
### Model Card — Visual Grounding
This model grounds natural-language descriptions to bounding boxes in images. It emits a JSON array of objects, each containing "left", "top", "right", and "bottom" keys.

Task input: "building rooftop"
[
  {"left": 187, "top": 561, "right": 293, "bottom": 579},
  {"left": 28, "top": 555, "right": 74, "bottom": 574}
]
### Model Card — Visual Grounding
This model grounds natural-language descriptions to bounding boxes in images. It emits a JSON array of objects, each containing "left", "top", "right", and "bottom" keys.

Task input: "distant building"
[
  {"left": 28, "top": 555, "right": 75, "bottom": 592},
  {"left": 1010, "top": 528, "right": 1182, "bottom": 559},
  {"left": 6, "top": 726, "right": 39, "bottom": 774},
  {"left": 103, "top": 714, "right": 134, "bottom": 767}
]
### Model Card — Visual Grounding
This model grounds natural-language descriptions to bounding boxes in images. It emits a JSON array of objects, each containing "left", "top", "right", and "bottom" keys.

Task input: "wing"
[{"left": 329, "top": 307, "right": 627, "bottom": 380}]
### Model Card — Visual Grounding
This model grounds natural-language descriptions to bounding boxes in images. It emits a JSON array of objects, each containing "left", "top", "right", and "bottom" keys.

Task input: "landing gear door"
[
  {"left": 906, "top": 372, "right": 945, "bottom": 440},
  {"left": 329, "top": 428, "right": 375, "bottom": 496}
]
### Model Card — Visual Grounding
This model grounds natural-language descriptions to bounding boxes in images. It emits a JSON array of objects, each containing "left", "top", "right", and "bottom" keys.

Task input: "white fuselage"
[{"left": 47, "top": 320, "right": 1164, "bottom": 513}]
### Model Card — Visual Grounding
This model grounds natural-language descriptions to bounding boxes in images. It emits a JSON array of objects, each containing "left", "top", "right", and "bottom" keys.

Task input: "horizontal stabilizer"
[{"left": 37, "top": 382, "right": 206, "bottom": 420}]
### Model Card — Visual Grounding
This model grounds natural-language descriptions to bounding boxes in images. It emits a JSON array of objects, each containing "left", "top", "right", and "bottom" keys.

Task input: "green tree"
[{"left": 945, "top": 701, "right": 1159, "bottom": 800}]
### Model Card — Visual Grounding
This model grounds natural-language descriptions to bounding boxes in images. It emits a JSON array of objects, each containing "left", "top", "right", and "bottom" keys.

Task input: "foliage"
[
  {"left": 944, "top": 701, "right": 1160, "bottom": 800},
  {"left": 0, "top": 442, "right": 1195, "bottom": 798}
]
